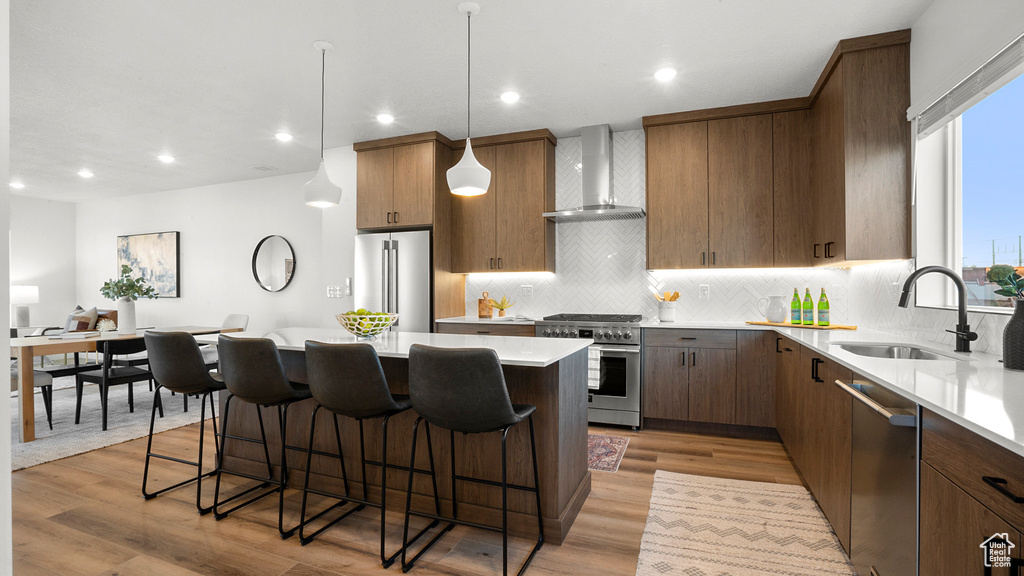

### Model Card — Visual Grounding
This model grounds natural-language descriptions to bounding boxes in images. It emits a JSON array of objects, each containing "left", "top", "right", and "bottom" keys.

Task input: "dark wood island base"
[{"left": 217, "top": 348, "right": 590, "bottom": 544}]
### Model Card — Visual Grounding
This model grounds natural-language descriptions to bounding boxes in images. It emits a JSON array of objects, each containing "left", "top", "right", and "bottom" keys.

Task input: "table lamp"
[{"left": 11, "top": 285, "right": 39, "bottom": 328}]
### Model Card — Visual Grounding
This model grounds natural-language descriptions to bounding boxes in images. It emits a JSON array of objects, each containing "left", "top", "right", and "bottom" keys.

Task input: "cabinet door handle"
[
  {"left": 712, "top": 252, "right": 716, "bottom": 266},
  {"left": 983, "top": 476, "right": 1024, "bottom": 504},
  {"left": 497, "top": 258, "right": 502, "bottom": 269},
  {"left": 701, "top": 252, "right": 706, "bottom": 265},
  {"left": 811, "top": 358, "right": 824, "bottom": 383},
  {"left": 679, "top": 351, "right": 685, "bottom": 367},
  {"left": 784, "top": 347, "right": 793, "bottom": 352},
  {"left": 691, "top": 352, "right": 696, "bottom": 366},
  {"left": 825, "top": 241, "right": 833, "bottom": 258},
  {"left": 813, "top": 243, "right": 821, "bottom": 258},
  {"left": 678, "top": 337, "right": 696, "bottom": 341},
  {"left": 776, "top": 337, "right": 782, "bottom": 353},
  {"left": 394, "top": 211, "right": 399, "bottom": 223},
  {"left": 476, "top": 330, "right": 490, "bottom": 334},
  {"left": 387, "top": 212, "right": 391, "bottom": 224}
]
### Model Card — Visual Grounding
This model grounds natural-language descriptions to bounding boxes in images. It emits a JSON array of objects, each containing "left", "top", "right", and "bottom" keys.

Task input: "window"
[
  {"left": 959, "top": 73, "right": 1024, "bottom": 308},
  {"left": 915, "top": 35, "right": 1024, "bottom": 313}
]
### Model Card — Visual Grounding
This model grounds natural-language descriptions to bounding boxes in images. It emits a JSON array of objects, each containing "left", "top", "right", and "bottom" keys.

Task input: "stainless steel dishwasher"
[{"left": 834, "top": 379, "right": 918, "bottom": 576}]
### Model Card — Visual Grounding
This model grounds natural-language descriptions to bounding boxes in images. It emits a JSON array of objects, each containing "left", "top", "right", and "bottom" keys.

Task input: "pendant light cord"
[
  {"left": 320, "top": 49, "right": 326, "bottom": 161},
  {"left": 466, "top": 10, "right": 471, "bottom": 139}
]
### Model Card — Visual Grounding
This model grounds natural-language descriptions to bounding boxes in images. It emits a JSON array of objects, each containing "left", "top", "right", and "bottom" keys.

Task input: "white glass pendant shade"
[
  {"left": 303, "top": 159, "right": 342, "bottom": 207},
  {"left": 447, "top": 138, "right": 491, "bottom": 196}
]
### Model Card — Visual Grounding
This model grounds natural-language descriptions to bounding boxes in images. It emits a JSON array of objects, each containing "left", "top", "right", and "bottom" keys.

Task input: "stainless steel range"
[{"left": 535, "top": 313, "right": 641, "bottom": 428}]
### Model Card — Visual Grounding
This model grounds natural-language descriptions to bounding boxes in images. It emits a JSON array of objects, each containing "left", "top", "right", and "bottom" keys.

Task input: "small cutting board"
[{"left": 746, "top": 321, "right": 858, "bottom": 331}]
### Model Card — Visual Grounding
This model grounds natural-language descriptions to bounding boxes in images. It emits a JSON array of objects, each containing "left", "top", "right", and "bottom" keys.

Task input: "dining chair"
[
  {"left": 401, "top": 344, "right": 544, "bottom": 576},
  {"left": 298, "top": 341, "right": 440, "bottom": 567},
  {"left": 143, "top": 331, "right": 226, "bottom": 514},
  {"left": 212, "top": 334, "right": 311, "bottom": 539},
  {"left": 10, "top": 329, "right": 57, "bottom": 429},
  {"left": 75, "top": 338, "right": 156, "bottom": 430},
  {"left": 202, "top": 314, "right": 250, "bottom": 369}
]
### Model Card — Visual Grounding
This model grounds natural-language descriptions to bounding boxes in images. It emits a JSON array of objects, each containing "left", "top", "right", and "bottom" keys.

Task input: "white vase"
[{"left": 117, "top": 297, "right": 137, "bottom": 335}]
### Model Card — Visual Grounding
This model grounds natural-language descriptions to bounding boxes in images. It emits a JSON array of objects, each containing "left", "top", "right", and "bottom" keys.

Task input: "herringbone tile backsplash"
[{"left": 464, "top": 129, "right": 1009, "bottom": 355}]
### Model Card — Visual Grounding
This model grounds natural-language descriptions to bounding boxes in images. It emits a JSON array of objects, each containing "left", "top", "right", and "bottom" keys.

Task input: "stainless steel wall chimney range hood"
[{"left": 542, "top": 124, "right": 646, "bottom": 223}]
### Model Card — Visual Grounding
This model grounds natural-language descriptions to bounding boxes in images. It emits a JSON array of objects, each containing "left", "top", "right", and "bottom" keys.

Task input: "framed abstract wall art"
[{"left": 117, "top": 231, "right": 180, "bottom": 298}]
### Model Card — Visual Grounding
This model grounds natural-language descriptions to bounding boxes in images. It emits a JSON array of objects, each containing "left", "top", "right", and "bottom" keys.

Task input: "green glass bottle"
[
  {"left": 790, "top": 288, "right": 801, "bottom": 324},
  {"left": 802, "top": 288, "right": 814, "bottom": 325},
  {"left": 818, "top": 288, "right": 830, "bottom": 326}
]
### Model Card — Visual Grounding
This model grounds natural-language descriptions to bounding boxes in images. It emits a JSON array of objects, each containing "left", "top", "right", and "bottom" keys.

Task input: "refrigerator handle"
[
  {"left": 391, "top": 241, "right": 400, "bottom": 327},
  {"left": 381, "top": 240, "right": 390, "bottom": 313}
]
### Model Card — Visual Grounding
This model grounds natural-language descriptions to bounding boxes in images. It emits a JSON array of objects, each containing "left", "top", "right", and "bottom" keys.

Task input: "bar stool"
[
  {"left": 212, "top": 335, "right": 312, "bottom": 539},
  {"left": 298, "top": 342, "right": 441, "bottom": 567},
  {"left": 142, "top": 331, "right": 226, "bottom": 514},
  {"left": 402, "top": 344, "right": 543, "bottom": 576}
]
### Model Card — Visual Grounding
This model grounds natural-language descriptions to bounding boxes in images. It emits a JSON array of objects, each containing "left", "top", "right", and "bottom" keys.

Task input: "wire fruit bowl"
[{"left": 336, "top": 313, "right": 398, "bottom": 339}]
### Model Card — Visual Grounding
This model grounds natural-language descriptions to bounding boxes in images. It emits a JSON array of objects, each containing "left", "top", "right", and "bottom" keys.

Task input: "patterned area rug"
[
  {"left": 10, "top": 376, "right": 209, "bottom": 471},
  {"left": 636, "top": 471, "right": 855, "bottom": 575},
  {"left": 588, "top": 433, "right": 629, "bottom": 472}
]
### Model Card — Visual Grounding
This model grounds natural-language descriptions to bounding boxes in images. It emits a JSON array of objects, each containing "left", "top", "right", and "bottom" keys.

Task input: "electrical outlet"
[
  {"left": 521, "top": 285, "right": 534, "bottom": 298},
  {"left": 326, "top": 285, "right": 342, "bottom": 298},
  {"left": 699, "top": 284, "right": 710, "bottom": 299},
  {"left": 344, "top": 277, "right": 352, "bottom": 296}
]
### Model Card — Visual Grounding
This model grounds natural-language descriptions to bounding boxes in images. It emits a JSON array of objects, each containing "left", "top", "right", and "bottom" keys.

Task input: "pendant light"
[
  {"left": 304, "top": 41, "right": 342, "bottom": 208},
  {"left": 447, "top": 2, "right": 491, "bottom": 197}
]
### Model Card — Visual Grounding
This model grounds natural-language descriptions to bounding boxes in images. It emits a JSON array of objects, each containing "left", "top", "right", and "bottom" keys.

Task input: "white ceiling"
[{"left": 11, "top": 0, "right": 934, "bottom": 202}]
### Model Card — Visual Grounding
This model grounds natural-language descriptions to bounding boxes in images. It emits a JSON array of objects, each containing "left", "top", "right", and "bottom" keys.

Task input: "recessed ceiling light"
[
  {"left": 500, "top": 91, "right": 520, "bottom": 104},
  {"left": 9, "top": 181, "right": 25, "bottom": 189},
  {"left": 157, "top": 154, "right": 175, "bottom": 164},
  {"left": 78, "top": 169, "right": 94, "bottom": 179},
  {"left": 376, "top": 113, "right": 395, "bottom": 124},
  {"left": 655, "top": 67, "right": 677, "bottom": 82},
  {"left": 275, "top": 132, "right": 293, "bottom": 142}
]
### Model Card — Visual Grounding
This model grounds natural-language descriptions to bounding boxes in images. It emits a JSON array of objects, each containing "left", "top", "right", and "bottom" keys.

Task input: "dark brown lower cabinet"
[
  {"left": 736, "top": 331, "right": 775, "bottom": 427},
  {"left": 642, "top": 346, "right": 688, "bottom": 420},
  {"left": 920, "top": 463, "right": 1021, "bottom": 575},
  {"left": 778, "top": 344, "right": 851, "bottom": 554},
  {"left": 687, "top": 348, "right": 737, "bottom": 424}
]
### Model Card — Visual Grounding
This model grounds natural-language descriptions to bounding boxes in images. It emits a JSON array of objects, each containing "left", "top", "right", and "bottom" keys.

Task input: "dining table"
[{"left": 10, "top": 325, "right": 229, "bottom": 442}]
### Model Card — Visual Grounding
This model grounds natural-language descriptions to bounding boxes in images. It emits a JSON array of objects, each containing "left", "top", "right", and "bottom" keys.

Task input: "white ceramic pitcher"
[{"left": 757, "top": 295, "right": 788, "bottom": 323}]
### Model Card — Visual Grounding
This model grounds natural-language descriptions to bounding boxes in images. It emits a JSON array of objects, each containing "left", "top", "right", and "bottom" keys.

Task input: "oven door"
[{"left": 587, "top": 344, "right": 640, "bottom": 412}]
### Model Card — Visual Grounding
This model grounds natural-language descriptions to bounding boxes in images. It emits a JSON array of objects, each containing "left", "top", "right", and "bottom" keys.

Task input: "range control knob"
[
  {"left": 603, "top": 331, "right": 613, "bottom": 339},
  {"left": 560, "top": 329, "right": 570, "bottom": 337},
  {"left": 623, "top": 331, "right": 633, "bottom": 340},
  {"left": 613, "top": 331, "right": 622, "bottom": 340},
  {"left": 570, "top": 330, "right": 579, "bottom": 338},
  {"left": 542, "top": 329, "right": 552, "bottom": 337}
]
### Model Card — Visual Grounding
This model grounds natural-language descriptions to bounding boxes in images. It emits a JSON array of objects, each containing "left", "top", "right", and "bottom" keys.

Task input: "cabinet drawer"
[
  {"left": 922, "top": 409, "right": 1024, "bottom": 531},
  {"left": 435, "top": 323, "right": 536, "bottom": 337},
  {"left": 643, "top": 329, "right": 736, "bottom": 349}
]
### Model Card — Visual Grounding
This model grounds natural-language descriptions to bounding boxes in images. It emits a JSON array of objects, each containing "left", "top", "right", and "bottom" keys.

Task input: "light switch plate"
[
  {"left": 699, "top": 284, "right": 710, "bottom": 299},
  {"left": 521, "top": 285, "right": 534, "bottom": 298}
]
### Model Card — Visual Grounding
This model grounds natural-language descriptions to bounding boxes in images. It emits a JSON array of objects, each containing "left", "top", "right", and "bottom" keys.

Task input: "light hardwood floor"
[{"left": 13, "top": 423, "right": 801, "bottom": 576}]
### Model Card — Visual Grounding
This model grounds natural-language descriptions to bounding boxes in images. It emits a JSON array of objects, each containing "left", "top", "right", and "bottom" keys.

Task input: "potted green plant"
[
  {"left": 101, "top": 264, "right": 158, "bottom": 334},
  {"left": 986, "top": 264, "right": 1024, "bottom": 370},
  {"left": 489, "top": 295, "right": 515, "bottom": 317}
]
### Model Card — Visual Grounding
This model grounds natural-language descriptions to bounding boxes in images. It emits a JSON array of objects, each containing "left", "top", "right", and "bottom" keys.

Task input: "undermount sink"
[{"left": 833, "top": 343, "right": 962, "bottom": 361}]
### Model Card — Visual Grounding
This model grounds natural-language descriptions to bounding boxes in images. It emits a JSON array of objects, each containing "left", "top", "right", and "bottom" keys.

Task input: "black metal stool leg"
[
  {"left": 501, "top": 425, "right": 510, "bottom": 576},
  {"left": 380, "top": 414, "right": 391, "bottom": 567},
  {"left": 401, "top": 417, "right": 422, "bottom": 571},
  {"left": 359, "top": 419, "right": 370, "bottom": 500},
  {"left": 333, "top": 413, "right": 349, "bottom": 495},
  {"left": 298, "top": 404, "right": 321, "bottom": 543},
  {"left": 213, "top": 396, "right": 276, "bottom": 521},
  {"left": 278, "top": 403, "right": 296, "bottom": 539}
]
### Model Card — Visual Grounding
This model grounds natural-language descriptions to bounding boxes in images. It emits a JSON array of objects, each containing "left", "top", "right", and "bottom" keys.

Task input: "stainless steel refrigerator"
[{"left": 354, "top": 230, "right": 432, "bottom": 333}]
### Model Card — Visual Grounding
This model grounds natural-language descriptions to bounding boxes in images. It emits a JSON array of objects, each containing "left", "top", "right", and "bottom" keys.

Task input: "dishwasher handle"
[{"left": 834, "top": 380, "right": 917, "bottom": 427}]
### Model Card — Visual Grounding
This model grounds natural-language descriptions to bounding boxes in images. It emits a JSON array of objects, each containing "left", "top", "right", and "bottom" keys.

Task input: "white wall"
[
  {"left": 1, "top": 0, "right": 12, "bottom": 567},
  {"left": 75, "top": 146, "right": 358, "bottom": 336},
  {"left": 10, "top": 196, "right": 77, "bottom": 327},
  {"left": 909, "top": 0, "right": 1024, "bottom": 117}
]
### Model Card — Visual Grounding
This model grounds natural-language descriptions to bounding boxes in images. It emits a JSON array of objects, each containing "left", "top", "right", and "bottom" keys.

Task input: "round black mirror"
[{"left": 252, "top": 235, "right": 295, "bottom": 292}]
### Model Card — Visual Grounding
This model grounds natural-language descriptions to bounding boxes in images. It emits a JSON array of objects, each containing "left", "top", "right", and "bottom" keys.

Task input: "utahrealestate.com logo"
[{"left": 981, "top": 533, "right": 1016, "bottom": 570}]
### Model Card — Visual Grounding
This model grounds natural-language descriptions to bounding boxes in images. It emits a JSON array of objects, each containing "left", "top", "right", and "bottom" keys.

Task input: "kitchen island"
[{"left": 195, "top": 328, "right": 591, "bottom": 544}]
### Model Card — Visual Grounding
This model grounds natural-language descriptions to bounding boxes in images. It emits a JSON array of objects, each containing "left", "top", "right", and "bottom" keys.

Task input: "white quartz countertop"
[
  {"left": 640, "top": 319, "right": 775, "bottom": 330},
  {"left": 641, "top": 322, "right": 1024, "bottom": 458},
  {"left": 436, "top": 316, "right": 537, "bottom": 325},
  {"left": 195, "top": 327, "right": 588, "bottom": 368}
]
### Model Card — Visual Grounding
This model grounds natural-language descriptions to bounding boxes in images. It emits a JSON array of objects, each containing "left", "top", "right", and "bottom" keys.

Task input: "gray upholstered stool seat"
[
  {"left": 10, "top": 367, "right": 55, "bottom": 430},
  {"left": 212, "top": 335, "right": 311, "bottom": 540},
  {"left": 143, "top": 331, "right": 226, "bottom": 514},
  {"left": 401, "top": 344, "right": 544, "bottom": 576},
  {"left": 297, "top": 342, "right": 438, "bottom": 567}
]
